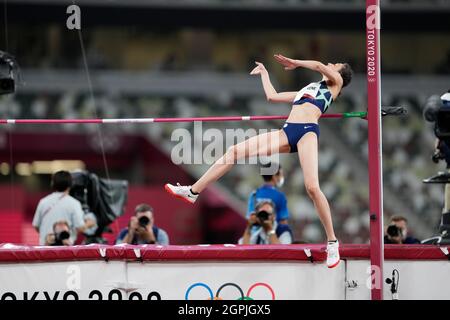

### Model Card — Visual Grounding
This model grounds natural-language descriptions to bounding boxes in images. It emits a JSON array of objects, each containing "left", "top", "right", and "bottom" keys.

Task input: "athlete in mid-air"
[{"left": 165, "top": 54, "right": 353, "bottom": 268}]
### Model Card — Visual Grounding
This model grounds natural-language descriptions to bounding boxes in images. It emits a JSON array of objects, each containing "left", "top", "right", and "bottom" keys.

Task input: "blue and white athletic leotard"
[{"left": 282, "top": 80, "right": 334, "bottom": 153}]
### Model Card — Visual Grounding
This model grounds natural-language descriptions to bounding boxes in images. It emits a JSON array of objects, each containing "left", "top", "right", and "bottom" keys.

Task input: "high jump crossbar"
[{"left": 0, "top": 108, "right": 405, "bottom": 125}]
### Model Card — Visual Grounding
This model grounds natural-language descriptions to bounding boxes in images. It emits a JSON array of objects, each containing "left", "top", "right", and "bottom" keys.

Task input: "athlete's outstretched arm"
[
  {"left": 274, "top": 54, "right": 342, "bottom": 86},
  {"left": 250, "top": 61, "right": 297, "bottom": 103}
]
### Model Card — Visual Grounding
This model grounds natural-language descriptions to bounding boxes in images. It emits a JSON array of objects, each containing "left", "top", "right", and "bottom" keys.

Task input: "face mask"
[{"left": 276, "top": 177, "right": 285, "bottom": 188}]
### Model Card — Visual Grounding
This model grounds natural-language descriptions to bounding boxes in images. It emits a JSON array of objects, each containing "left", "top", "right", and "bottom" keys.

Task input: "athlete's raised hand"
[
  {"left": 250, "top": 61, "right": 267, "bottom": 76},
  {"left": 274, "top": 54, "right": 299, "bottom": 70}
]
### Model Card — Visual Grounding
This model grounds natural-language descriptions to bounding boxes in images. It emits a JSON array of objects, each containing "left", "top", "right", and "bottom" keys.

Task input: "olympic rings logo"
[{"left": 185, "top": 282, "right": 275, "bottom": 300}]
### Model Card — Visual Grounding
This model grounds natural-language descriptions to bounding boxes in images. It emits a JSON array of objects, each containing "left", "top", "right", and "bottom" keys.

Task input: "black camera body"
[
  {"left": 69, "top": 170, "right": 128, "bottom": 244},
  {"left": 138, "top": 216, "right": 150, "bottom": 228},
  {"left": 424, "top": 93, "right": 450, "bottom": 167},
  {"left": 52, "top": 230, "right": 71, "bottom": 246},
  {"left": 0, "top": 51, "right": 18, "bottom": 95},
  {"left": 0, "top": 78, "right": 14, "bottom": 95},
  {"left": 386, "top": 225, "right": 402, "bottom": 238},
  {"left": 435, "top": 108, "right": 450, "bottom": 146},
  {"left": 256, "top": 210, "right": 270, "bottom": 223}
]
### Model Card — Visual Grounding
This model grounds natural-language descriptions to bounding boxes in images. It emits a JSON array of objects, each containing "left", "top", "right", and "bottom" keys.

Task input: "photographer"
[
  {"left": 115, "top": 204, "right": 169, "bottom": 245},
  {"left": 247, "top": 162, "right": 289, "bottom": 225},
  {"left": 33, "top": 171, "right": 96, "bottom": 245},
  {"left": 239, "top": 200, "right": 293, "bottom": 245},
  {"left": 384, "top": 216, "right": 420, "bottom": 244},
  {"left": 45, "top": 221, "right": 72, "bottom": 246}
]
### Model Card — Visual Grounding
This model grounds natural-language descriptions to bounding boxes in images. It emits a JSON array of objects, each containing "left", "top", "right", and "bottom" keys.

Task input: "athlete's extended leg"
[
  {"left": 192, "top": 130, "right": 289, "bottom": 193},
  {"left": 297, "top": 132, "right": 339, "bottom": 268},
  {"left": 165, "top": 130, "right": 289, "bottom": 204}
]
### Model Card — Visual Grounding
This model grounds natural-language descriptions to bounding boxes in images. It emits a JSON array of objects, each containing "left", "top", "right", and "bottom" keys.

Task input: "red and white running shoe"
[
  {"left": 164, "top": 183, "right": 198, "bottom": 204},
  {"left": 326, "top": 240, "right": 340, "bottom": 268}
]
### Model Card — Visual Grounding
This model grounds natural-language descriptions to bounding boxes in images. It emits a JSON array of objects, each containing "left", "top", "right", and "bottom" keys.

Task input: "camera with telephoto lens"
[
  {"left": 69, "top": 170, "right": 129, "bottom": 244},
  {"left": 256, "top": 210, "right": 270, "bottom": 223},
  {"left": 53, "top": 230, "right": 71, "bottom": 246},
  {"left": 387, "top": 225, "right": 402, "bottom": 238},
  {"left": 421, "top": 91, "right": 450, "bottom": 245},
  {"left": 138, "top": 216, "right": 150, "bottom": 228},
  {"left": 0, "top": 51, "right": 19, "bottom": 95},
  {"left": 424, "top": 91, "right": 450, "bottom": 166}
]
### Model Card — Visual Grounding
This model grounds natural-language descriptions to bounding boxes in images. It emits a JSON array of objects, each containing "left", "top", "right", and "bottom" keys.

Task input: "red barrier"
[{"left": 0, "top": 244, "right": 447, "bottom": 263}]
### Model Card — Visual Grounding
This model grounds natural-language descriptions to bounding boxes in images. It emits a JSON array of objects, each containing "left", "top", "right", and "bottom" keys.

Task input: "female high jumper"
[{"left": 165, "top": 54, "right": 353, "bottom": 268}]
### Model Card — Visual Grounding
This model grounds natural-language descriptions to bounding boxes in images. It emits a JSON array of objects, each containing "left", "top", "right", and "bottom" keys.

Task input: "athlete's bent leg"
[{"left": 165, "top": 130, "right": 289, "bottom": 204}]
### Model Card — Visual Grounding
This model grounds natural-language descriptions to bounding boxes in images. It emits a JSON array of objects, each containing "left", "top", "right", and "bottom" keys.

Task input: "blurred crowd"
[{"left": 5, "top": 25, "right": 450, "bottom": 77}]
